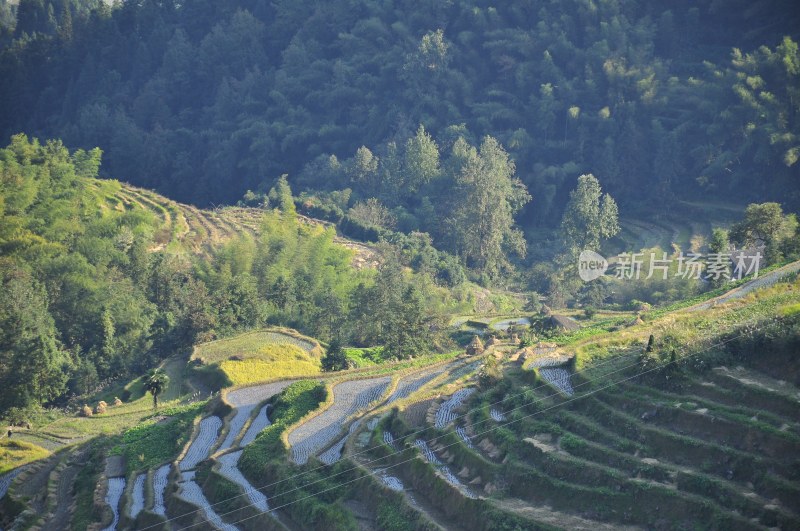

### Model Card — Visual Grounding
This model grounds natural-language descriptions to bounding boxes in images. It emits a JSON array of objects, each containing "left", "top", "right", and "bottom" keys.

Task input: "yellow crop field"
[{"left": 220, "top": 359, "right": 321, "bottom": 385}]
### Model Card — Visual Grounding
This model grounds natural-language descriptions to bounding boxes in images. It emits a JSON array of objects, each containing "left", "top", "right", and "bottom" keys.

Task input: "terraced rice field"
[
  {"left": 434, "top": 388, "right": 476, "bottom": 429},
  {"left": 288, "top": 376, "right": 391, "bottom": 464},
  {"left": 490, "top": 408, "right": 506, "bottom": 422},
  {"left": 217, "top": 450, "right": 269, "bottom": 512},
  {"left": 101, "top": 477, "right": 125, "bottom": 531},
  {"left": 180, "top": 416, "right": 222, "bottom": 471},
  {"left": 375, "top": 469, "right": 404, "bottom": 491},
  {"left": 128, "top": 473, "right": 145, "bottom": 519},
  {"left": 218, "top": 381, "right": 293, "bottom": 453},
  {"left": 386, "top": 367, "right": 446, "bottom": 403},
  {"left": 218, "top": 405, "right": 257, "bottom": 451},
  {"left": 689, "top": 260, "right": 800, "bottom": 311},
  {"left": 95, "top": 182, "right": 378, "bottom": 269},
  {"left": 318, "top": 419, "right": 362, "bottom": 465},
  {"left": 0, "top": 466, "right": 25, "bottom": 499},
  {"left": 539, "top": 367, "right": 575, "bottom": 395},
  {"left": 523, "top": 343, "right": 575, "bottom": 369},
  {"left": 382, "top": 430, "right": 398, "bottom": 450},
  {"left": 413, "top": 439, "right": 477, "bottom": 498},
  {"left": 419, "top": 357, "right": 800, "bottom": 529},
  {"left": 226, "top": 381, "right": 297, "bottom": 409},
  {"left": 236, "top": 331, "right": 317, "bottom": 353},
  {"left": 151, "top": 464, "right": 170, "bottom": 516},
  {"left": 119, "top": 184, "right": 260, "bottom": 255},
  {"left": 178, "top": 471, "right": 239, "bottom": 531},
  {"left": 491, "top": 317, "right": 531, "bottom": 331},
  {"left": 527, "top": 354, "right": 574, "bottom": 368},
  {"left": 239, "top": 405, "right": 272, "bottom": 447},
  {"left": 456, "top": 426, "right": 475, "bottom": 448}
]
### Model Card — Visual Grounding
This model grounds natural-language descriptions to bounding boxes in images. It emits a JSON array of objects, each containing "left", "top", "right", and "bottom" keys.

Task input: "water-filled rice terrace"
[
  {"left": 288, "top": 376, "right": 391, "bottom": 464},
  {"left": 2, "top": 272, "right": 799, "bottom": 530}
]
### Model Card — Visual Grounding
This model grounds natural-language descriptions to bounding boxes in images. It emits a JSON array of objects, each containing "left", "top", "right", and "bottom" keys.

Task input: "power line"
[
  {"left": 176, "top": 320, "right": 766, "bottom": 531},
  {"left": 141, "top": 336, "right": 646, "bottom": 529}
]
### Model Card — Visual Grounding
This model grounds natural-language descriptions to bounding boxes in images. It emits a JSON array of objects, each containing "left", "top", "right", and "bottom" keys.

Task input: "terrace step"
[{"left": 493, "top": 497, "right": 642, "bottom": 531}]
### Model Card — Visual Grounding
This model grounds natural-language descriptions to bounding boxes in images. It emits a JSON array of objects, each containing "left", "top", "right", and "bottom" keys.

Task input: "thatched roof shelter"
[{"left": 466, "top": 335, "right": 485, "bottom": 356}]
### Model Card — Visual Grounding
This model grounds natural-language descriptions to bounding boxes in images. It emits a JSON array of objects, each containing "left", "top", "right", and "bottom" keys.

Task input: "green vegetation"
[
  {"left": 342, "top": 346, "right": 384, "bottom": 368},
  {"left": 192, "top": 329, "right": 321, "bottom": 364},
  {"left": 0, "top": 136, "right": 445, "bottom": 420},
  {"left": 0, "top": 439, "right": 50, "bottom": 474},
  {"left": 144, "top": 368, "right": 170, "bottom": 409},
  {"left": 2, "top": 1, "right": 800, "bottom": 529},
  {"left": 239, "top": 380, "right": 327, "bottom": 467},
  {"left": 559, "top": 174, "right": 620, "bottom": 259},
  {"left": 110, "top": 401, "right": 206, "bottom": 474},
  {"left": 3, "top": 0, "right": 798, "bottom": 226},
  {"left": 321, "top": 339, "right": 348, "bottom": 372},
  {"left": 193, "top": 328, "right": 324, "bottom": 384}
]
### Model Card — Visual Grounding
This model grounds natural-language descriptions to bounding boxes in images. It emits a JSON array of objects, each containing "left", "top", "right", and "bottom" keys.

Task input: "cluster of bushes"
[{"left": 295, "top": 194, "right": 467, "bottom": 287}]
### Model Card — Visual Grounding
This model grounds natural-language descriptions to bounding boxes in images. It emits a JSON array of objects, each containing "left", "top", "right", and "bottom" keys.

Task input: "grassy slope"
[
  {"left": 0, "top": 440, "right": 50, "bottom": 475},
  {"left": 192, "top": 328, "right": 324, "bottom": 385}
]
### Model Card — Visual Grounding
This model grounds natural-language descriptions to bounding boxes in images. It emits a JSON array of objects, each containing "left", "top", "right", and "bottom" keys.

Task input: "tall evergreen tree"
[
  {"left": 559, "top": 174, "right": 620, "bottom": 258},
  {"left": 445, "top": 136, "right": 531, "bottom": 278}
]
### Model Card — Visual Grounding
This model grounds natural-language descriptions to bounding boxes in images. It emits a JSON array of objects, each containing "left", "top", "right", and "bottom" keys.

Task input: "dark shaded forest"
[{"left": 1, "top": 0, "right": 798, "bottom": 228}]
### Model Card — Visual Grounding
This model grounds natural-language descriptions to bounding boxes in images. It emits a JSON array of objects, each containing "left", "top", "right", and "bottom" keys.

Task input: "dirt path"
[
  {"left": 39, "top": 451, "right": 82, "bottom": 530},
  {"left": 688, "top": 260, "right": 800, "bottom": 311},
  {"left": 161, "top": 355, "right": 187, "bottom": 402}
]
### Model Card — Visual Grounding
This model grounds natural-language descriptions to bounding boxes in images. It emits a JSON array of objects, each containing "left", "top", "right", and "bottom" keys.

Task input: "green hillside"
[{"left": 2, "top": 0, "right": 800, "bottom": 529}]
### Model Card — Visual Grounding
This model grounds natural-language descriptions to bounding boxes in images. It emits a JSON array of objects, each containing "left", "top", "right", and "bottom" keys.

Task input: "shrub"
[
  {"left": 111, "top": 402, "right": 205, "bottom": 474},
  {"left": 239, "top": 381, "right": 327, "bottom": 470}
]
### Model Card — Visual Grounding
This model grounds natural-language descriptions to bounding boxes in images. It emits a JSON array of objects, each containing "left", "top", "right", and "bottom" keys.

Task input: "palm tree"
[{"left": 144, "top": 369, "right": 170, "bottom": 409}]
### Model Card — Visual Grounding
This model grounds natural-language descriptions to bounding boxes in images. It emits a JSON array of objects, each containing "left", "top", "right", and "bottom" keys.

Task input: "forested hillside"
[
  {"left": 0, "top": 135, "right": 457, "bottom": 418},
  {"left": 1, "top": 0, "right": 798, "bottom": 225}
]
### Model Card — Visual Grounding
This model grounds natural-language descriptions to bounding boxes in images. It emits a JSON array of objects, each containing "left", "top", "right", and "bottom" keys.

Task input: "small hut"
[{"left": 466, "top": 335, "right": 485, "bottom": 356}]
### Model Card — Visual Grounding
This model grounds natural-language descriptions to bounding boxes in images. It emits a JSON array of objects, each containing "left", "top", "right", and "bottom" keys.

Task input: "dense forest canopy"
[
  {"left": 0, "top": 135, "right": 452, "bottom": 417},
  {"left": 0, "top": 0, "right": 798, "bottom": 230}
]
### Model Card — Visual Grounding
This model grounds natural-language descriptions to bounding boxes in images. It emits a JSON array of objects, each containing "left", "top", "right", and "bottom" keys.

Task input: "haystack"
[
  {"left": 485, "top": 335, "right": 500, "bottom": 348},
  {"left": 628, "top": 314, "right": 645, "bottom": 327},
  {"left": 466, "top": 335, "right": 485, "bottom": 356}
]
